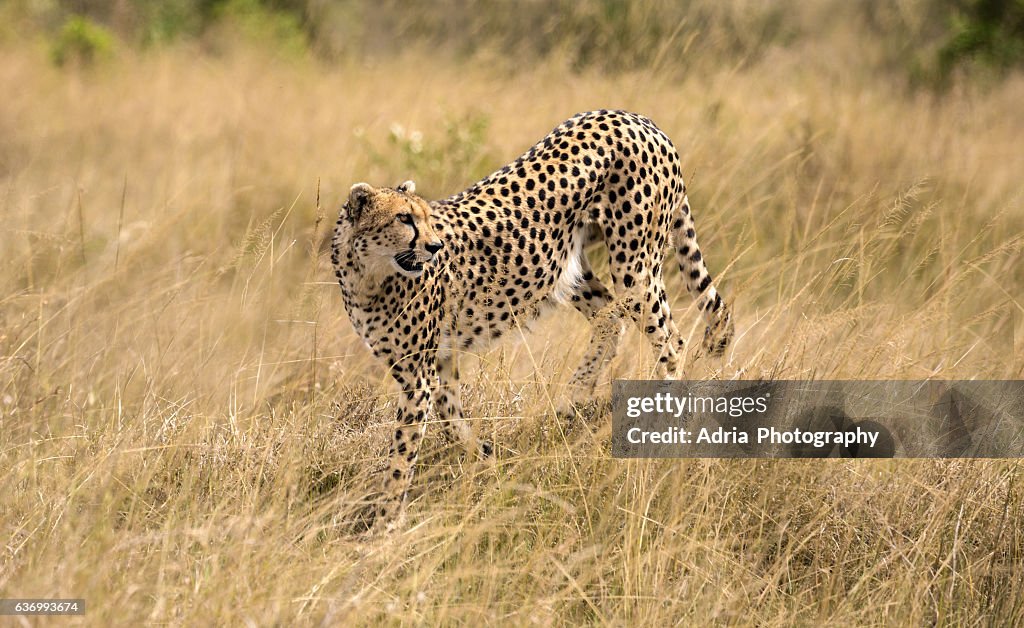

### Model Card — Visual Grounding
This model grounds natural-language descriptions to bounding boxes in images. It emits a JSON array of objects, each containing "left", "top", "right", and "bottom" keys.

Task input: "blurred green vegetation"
[
  {"left": 137, "top": 0, "right": 306, "bottom": 51},
  {"left": 4, "top": 0, "right": 1024, "bottom": 85},
  {"left": 50, "top": 14, "right": 115, "bottom": 66},
  {"left": 359, "top": 111, "right": 496, "bottom": 194},
  {"left": 939, "top": 0, "right": 1024, "bottom": 81}
]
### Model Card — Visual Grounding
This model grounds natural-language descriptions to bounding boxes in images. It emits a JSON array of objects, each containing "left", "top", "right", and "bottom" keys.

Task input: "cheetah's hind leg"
[{"left": 561, "top": 283, "right": 631, "bottom": 419}]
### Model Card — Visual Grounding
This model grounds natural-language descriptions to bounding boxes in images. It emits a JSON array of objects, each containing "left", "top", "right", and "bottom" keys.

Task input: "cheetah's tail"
[{"left": 671, "top": 190, "right": 734, "bottom": 357}]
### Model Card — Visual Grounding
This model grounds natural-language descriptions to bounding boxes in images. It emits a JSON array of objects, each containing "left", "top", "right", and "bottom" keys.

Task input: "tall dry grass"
[{"left": 1, "top": 25, "right": 1023, "bottom": 625}]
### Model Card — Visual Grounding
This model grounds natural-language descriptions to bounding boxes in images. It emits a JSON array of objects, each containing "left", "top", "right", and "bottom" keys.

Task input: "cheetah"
[{"left": 331, "top": 110, "right": 733, "bottom": 528}]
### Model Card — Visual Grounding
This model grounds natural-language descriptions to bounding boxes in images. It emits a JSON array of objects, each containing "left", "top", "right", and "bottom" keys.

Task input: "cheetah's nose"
[{"left": 425, "top": 241, "right": 443, "bottom": 255}]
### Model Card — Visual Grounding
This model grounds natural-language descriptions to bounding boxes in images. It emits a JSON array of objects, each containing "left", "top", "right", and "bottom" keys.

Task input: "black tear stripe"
[{"left": 408, "top": 221, "right": 419, "bottom": 250}]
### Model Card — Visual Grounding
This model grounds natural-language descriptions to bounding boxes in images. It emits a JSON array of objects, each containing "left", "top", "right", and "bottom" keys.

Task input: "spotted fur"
[{"left": 331, "top": 110, "right": 733, "bottom": 528}]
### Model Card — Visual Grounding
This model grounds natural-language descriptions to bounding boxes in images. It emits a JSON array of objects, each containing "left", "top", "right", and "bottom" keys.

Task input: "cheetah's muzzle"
[{"left": 393, "top": 250, "right": 426, "bottom": 274}]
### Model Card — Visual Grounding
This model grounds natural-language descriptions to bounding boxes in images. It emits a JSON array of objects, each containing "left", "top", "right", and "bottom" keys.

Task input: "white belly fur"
[{"left": 549, "top": 228, "right": 584, "bottom": 305}]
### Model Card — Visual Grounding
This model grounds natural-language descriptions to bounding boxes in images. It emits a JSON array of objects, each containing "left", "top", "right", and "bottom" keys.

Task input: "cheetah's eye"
[{"left": 397, "top": 213, "right": 414, "bottom": 225}]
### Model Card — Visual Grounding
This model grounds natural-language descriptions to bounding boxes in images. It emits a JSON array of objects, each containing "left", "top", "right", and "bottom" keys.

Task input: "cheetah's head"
[{"left": 342, "top": 180, "right": 444, "bottom": 278}]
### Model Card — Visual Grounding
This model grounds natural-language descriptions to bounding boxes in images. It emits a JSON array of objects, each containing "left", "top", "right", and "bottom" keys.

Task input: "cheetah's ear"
[
  {"left": 396, "top": 180, "right": 416, "bottom": 195},
  {"left": 347, "top": 182, "right": 374, "bottom": 220}
]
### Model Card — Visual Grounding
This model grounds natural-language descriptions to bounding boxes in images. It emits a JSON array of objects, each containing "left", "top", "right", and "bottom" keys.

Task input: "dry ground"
[{"left": 1, "top": 32, "right": 1023, "bottom": 625}]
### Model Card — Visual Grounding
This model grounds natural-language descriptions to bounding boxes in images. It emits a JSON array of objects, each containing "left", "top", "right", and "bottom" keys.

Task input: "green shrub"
[
  {"left": 210, "top": 0, "right": 308, "bottom": 56},
  {"left": 50, "top": 15, "right": 116, "bottom": 67},
  {"left": 360, "top": 111, "right": 496, "bottom": 195},
  {"left": 938, "top": 0, "right": 1024, "bottom": 81},
  {"left": 136, "top": 0, "right": 205, "bottom": 46}
]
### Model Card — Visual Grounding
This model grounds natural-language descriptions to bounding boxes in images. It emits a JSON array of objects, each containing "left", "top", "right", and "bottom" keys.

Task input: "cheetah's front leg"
[
  {"left": 377, "top": 367, "right": 434, "bottom": 531},
  {"left": 437, "top": 355, "right": 493, "bottom": 458}
]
